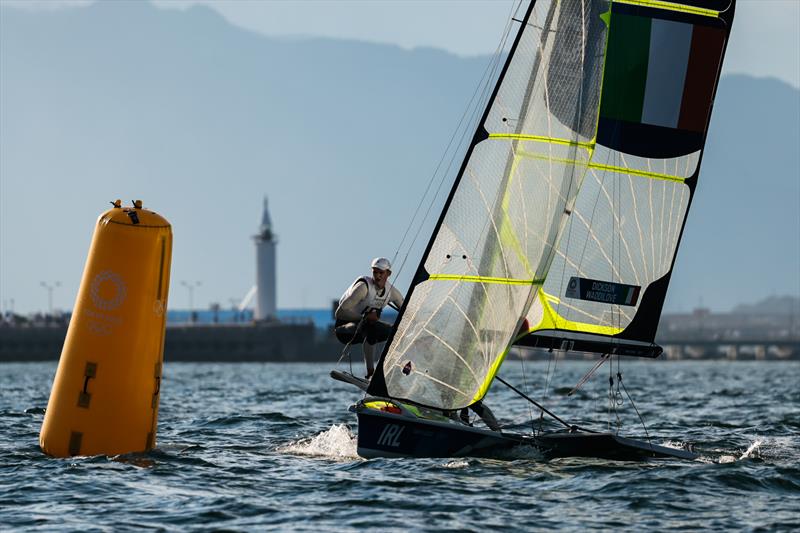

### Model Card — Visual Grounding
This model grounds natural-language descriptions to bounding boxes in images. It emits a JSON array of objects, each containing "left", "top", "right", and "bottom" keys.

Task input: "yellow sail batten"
[
  {"left": 428, "top": 274, "right": 544, "bottom": 286},
  {"left": 515, "top": 149, "right": 687, "bottom": 184},
  {"left": 614, "top": 0, "right": 720, "bottom": 18},
  {"left": 588, "top": 161, "right": 687, "bottom": 183},
  {"left": 488, "top": 133, "right": 595, "bottom": 151}
]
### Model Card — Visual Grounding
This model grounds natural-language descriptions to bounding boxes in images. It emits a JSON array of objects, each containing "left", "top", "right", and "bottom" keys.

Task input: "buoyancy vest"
[{"left": 348, "top": 276, "right": 395, "bottom": 315}]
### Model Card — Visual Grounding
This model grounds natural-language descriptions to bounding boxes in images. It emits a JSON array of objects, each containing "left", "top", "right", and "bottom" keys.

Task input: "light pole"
[
  {"left": 181, "top": 281, "right": 202, "bottom": 323},
  {"left": 40, "top": 281, "right": 61, "bottom": 315},
  {"left": 229, "top": 298, "right": 239, "bottom": 323}
]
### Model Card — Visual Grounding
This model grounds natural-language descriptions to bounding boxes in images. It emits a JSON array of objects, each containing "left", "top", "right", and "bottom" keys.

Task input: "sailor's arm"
[
  {"left": 389, "top": 285, "right": 405, "bottom": 311},
  {"left": 335, "top": 282, "right": 368, "bottom": 322}
]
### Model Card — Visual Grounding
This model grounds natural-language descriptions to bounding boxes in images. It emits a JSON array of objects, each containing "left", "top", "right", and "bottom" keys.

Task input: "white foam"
[
  {"left": 441, "top": 459, "right": 469, "bottom": 469},
  {"left": 738, "top": 438, "right": 763, "bottom": 460},
  {"left": 715, "top": 437, "right": 764, "bottom": 463},
  {"left": 278, "top": 424, "right": 360, "bottom": 460}
]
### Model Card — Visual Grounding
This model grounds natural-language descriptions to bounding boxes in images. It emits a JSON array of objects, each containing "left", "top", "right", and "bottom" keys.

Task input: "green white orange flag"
[{"left": 600, "top": 12, "right": 725, "bottom": 133}]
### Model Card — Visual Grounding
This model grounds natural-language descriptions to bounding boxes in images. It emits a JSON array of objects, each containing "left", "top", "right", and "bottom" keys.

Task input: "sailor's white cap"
[{"left": 371, "top": 257, "right": 392, "bottom": 271}]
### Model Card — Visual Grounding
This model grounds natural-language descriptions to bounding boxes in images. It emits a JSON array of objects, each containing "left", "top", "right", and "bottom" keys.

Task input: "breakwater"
[
  {"left": 1, "top": 323, "right": 798, "bottom": 362},
  {"left": 0, "top": 323, "right": 341, "bottom": 363}
]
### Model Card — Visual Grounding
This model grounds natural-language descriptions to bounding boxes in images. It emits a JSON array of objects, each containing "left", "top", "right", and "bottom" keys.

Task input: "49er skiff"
[{"left": 333, "top": 0, "right": 736, "bottom": 461}]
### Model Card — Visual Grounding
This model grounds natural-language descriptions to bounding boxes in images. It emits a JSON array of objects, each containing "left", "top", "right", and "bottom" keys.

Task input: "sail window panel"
[
  {"left": 506, "top": 140, "right": 591, "bottom": 279},
  {"left": 425, "top": 139, "right": 588, "bottom": 284},
  {"left": 485, "top": 0, "right": 607, "bottom": 144},
  {"left": 593, "top": 144, "right": 700, "bottom": 180},
  {"left": 541, "top": 168, "right": 690, "bottom": 332},
  {"left": 423, "top": 141, "right": 528, "bottom": 282},
  {"left": 383, "top": 279, "right": 532, "bottom": 410}
]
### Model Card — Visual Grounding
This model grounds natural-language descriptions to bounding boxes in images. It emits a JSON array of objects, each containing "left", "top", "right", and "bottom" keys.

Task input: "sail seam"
[{"left": 613, "top": 0, "right": 720, "bottom": 18}]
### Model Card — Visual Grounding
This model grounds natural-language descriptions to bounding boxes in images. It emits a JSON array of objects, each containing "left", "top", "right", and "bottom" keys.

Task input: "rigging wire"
[
  {"left": 608, "top": 355, "right": 623, "bottom": 432},
  {"left": 519, "top": 351, "right": 536, "bottom": 434},
  {"left": 568, "top": 352, "right": 609, "bottom": 396},
  {"left": 497, "top": 376, "right": 584, "bottom": 432},
  {"left": 538, "top": 348, "right": 559, "bottom": 432},
  {"left": 335, "top": 316, "right": 366, "bottom": 376},
  {"left": 393, "top": 0, "right": 524, "bottom": 370},
  {"left": 617, "top": 364, "right": 654, "bottom": 449},
  {"left": 389, "top": 0, "right": 521, "bottom": 283}
]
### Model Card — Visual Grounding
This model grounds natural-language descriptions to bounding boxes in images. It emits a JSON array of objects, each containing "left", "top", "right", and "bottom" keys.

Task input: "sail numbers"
[
  {"left": 565, "top": 277, "right": 641, "bottom": 307},
  {"left": 377, "top": 424, "right": 404, "bottom": 447}
]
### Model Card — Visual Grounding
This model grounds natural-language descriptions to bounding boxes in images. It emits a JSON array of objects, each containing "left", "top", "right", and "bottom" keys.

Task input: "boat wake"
[
  {"left": 277, "top": 424, "right": 359, "bottom": 460},
  {"left": 713, "top": 438, "right": 764, "bottom": 463}
]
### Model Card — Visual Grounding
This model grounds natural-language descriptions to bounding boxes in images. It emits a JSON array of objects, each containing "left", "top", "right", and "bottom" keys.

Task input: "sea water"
[{"left": 1, "top": 361, "right": 798, "bottom": 530}]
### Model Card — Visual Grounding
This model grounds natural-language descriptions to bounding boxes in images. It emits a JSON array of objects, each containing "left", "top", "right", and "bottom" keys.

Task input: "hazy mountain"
[
  {"left": 1, "top": 1, "right": 797, "bottom": 313},
  {"left": 732, "top": 296, "right": 800, "bottom": 316},
  {"left": 669, "top": 74, "right": 800, "bottom": 312}
]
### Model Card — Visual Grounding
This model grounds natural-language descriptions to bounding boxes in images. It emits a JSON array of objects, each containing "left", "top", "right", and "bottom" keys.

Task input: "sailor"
[{"left": 335, "top": 257, "right": 404, "bottom": 379}]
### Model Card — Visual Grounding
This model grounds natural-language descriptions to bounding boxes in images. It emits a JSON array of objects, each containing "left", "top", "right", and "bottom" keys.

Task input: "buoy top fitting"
[{"left": 101, "top": 199, "right": 170, "bottom": 228}]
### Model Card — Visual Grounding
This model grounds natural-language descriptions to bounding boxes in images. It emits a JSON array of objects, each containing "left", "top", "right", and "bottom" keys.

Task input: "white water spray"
[
  {"left": 738, "top": 439, "right": 762, "bottom": 460},
  {"left": 278, "top": 424, "right": 360, "bottom": 460},
  {"left": 717, "top": 438, "right": 763, "bottom": 463}
]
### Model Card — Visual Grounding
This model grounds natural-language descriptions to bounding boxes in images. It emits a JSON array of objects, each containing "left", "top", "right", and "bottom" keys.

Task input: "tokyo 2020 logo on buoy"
[{"left": 90, "top": 270, "right": 127, "bottom": 311}]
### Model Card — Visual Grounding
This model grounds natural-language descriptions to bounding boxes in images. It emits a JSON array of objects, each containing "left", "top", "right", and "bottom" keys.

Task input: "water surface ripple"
[{"left": 1, "top": 361, "right": 798, "bottom": 530}]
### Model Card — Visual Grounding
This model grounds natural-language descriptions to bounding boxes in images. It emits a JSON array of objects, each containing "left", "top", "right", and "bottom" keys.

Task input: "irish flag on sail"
[{"left": 600, "top": 12, "right": 726, "bottom": 133}]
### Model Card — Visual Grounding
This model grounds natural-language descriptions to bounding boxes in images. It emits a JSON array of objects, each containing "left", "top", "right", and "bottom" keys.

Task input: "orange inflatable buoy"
[{"left": 40, "top": 200, "right": 172, "bottom": 457}]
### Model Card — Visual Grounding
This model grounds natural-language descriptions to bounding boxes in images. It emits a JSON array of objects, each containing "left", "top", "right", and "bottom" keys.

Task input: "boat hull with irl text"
[{"left": 355, "top": 399, "right": 698, "bottom": 461}]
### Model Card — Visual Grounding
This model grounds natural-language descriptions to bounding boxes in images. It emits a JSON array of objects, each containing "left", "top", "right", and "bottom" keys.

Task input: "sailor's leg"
[
  {"left": 363, "top": 342, "right": 375, "bottom": 378},
  {"left": 471, "top": 400, "right": 501, "bottom": 431},
  {"left": 335, "top": 321, "right": 363, "bottom": 345},
  {"left": 372, "top": 321, "right": 392, "bottom": 343}
]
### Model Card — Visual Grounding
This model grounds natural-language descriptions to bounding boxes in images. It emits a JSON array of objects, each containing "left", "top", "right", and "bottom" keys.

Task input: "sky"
[
  {"left": 5, "top": 0, "right": 800, "bottom": 88},
  {"left": 1, "top": 0, "right": 799, "bottom": 314}
]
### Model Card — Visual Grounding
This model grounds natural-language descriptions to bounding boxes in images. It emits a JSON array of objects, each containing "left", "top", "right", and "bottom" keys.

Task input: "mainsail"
[{"left": 367, "top": 0, "right": 735, "bottom": 411}]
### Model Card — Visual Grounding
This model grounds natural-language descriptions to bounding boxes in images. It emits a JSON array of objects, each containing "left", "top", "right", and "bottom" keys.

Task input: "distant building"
[{"left": 254, "top": 197, "right": 277, "bottom": 321}]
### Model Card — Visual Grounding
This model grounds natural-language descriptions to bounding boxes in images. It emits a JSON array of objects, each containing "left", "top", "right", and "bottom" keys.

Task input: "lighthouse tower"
[{"left": 254, "top": 197, "right": 277, "bottom": 321}]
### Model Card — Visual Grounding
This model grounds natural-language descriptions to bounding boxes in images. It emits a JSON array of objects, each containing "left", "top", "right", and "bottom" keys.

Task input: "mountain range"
[{"left": 1, "top": 0, "right": 797, "bottom": 313}]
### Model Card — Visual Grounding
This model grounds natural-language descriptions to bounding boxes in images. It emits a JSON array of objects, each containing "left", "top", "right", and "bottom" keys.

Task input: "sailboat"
[{"left": 333, "top": 0, "right": 736, "bottom": 460}]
